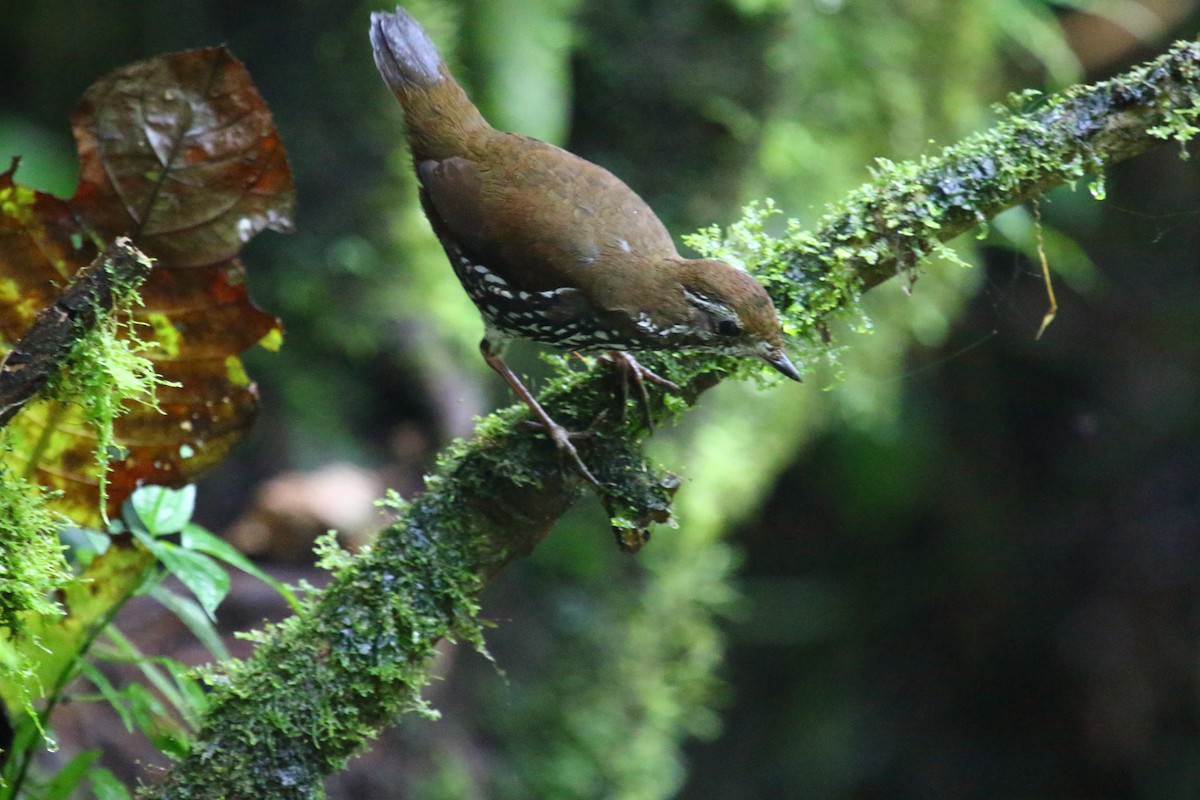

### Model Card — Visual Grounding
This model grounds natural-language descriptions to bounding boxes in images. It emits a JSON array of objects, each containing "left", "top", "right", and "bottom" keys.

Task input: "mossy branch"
[
  {"left": 0, "top": 238, "right": 153, "bottom": 427},
  {"left": 144, "top": 41, "right": 1200, "bottom": 800},
  {"left": 769, "top": 38, "right": 1200, "bottom": 319}
]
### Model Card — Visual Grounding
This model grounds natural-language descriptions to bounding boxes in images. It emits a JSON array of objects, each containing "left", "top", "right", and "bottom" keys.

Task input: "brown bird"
[{"left": 369, "top": 7, "right": 799, "bottom": 487}]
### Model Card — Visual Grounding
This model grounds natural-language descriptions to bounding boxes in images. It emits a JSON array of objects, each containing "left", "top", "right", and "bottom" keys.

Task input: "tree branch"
[
  {"left": 0, "top": 237, "right": 152, "bottom": 427},
  {"left": 775, "top": 38, "right": 1200, "bottom": 304},
  {"left": 143, "top": 40, "right": 1200, "bottom": 799}
]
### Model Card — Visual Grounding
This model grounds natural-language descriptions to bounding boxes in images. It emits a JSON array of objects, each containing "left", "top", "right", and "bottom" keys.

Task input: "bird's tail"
[
  {"left": 370, "top": 7, "right": 445, "bottom": 94},
  {"left": 370, "top": 6, "right": 488, "bottom": 159}
]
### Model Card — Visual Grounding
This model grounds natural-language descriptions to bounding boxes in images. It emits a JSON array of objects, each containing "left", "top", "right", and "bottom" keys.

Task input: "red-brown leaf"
[
  {"left": 0, "top": 46, "right": 293, "bottom": 524},
  {"left": 70, "top": 46, "right": 293, "bottom": 266}
]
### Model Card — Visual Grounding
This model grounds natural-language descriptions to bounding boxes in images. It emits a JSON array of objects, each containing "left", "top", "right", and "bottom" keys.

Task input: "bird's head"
[{"left": 670, "top": 258, "right": 801, "bottom": 381}]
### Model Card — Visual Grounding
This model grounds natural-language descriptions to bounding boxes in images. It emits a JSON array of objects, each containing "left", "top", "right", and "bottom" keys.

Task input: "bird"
[{"left": 369, "top": 6, "right": 800, "bottom": 488}]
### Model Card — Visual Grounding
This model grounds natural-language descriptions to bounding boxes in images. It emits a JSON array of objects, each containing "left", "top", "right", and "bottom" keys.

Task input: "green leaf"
[
  {"left": 78, "top": 661, "right": 134, "bottom": 732},
  {"left": 129, "top": 529, "right": 228, "bottom": 619},
  {"left": 58, "top": 528, "right": 111, "bottom": 569},
  {"left": 123, "top": 682, "right": 188, "bottom": 759},
  {"left": 81, "top": 528, "right": 112, "bottom": 554},
  {"left": 163, "top": 658, "right": 210, "bottom": 722},
  {"left": 148, "top": 584, "right": 229, "bottom": 661},
  {"left": 95, "top": 629, "right": 192, "bottom": 729},
  {"left": 40, "top": 748, "right": 99, "bottom": 800},
  {"left": 89, "top": 768, "right": 132, "bottom": 800},
  {"left": 180, "top": 522, "right": 301, "bottom": 611},
  {"left": 124, "top": 682, "right": 165, "bottom": 736},
  {"left": 126, "top": 485, "right": 196, "bottom": 536}
]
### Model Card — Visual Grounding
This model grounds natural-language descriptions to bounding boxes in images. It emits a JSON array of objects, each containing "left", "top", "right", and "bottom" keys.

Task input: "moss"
[
  {"left": 42, "top": 249, "right": 166, "bottom": 519},
  {"left": 153, "top": 495, "right": 490, "bottom": 799},
  {"left": 0, "top": 244, "right": 160, "bottom": 731},
  {"left": 0, "top": 469, "right": 71, "bottom": 721},
  {"left": 143, "top": 312, "right": 182, "bottom": 357}
]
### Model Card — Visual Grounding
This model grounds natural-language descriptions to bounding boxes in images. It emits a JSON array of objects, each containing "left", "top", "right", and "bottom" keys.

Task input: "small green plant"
[
  {"left": 0, "top": 38, "right": 292, "bottom": 800},
  {"left": 0, "top": 485, "right": 299, "bottom": 800}
]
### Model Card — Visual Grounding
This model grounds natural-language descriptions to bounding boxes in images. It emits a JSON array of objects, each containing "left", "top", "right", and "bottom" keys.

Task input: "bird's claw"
[
  {"left": 542, "top": 418, "right": 604, "bottom": 489},
  {"left": 519, "top": 417, "right": 615, "bottom": 490},
  {"left": 518, "top": 418, "right": 594, "bottom": 441},
  {"left": 599, "top": 352, "right": 680, "bottom": 430}
]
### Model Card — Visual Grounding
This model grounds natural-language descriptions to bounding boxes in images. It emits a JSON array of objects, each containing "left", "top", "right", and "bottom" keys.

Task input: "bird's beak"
[{"left": 763, "top": 349, "right": 802, "bottom": 382}]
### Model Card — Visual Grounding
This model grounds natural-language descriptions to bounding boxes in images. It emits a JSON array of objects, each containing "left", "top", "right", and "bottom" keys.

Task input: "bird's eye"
[{"left": 717, "top": 319, "right": 741, "bottom": 337}]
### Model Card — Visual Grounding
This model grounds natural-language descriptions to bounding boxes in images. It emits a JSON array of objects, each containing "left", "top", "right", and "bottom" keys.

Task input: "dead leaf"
[{"left": 0, "top": 46, "right": 294, "bottom": 525}]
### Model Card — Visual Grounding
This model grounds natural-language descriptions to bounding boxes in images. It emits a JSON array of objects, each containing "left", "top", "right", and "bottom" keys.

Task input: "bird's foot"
[
  {"left": 482, "top": 343, "right": 606, "bottom": 490},
  {"left": 599, "top": 352, "right": 680, "bottom": 430},
  {"left": 526, "top": 416, "right": 603, "bottom": 489},
  {"left": 517, "top": 419, "right": 593, "bottom": 439}
]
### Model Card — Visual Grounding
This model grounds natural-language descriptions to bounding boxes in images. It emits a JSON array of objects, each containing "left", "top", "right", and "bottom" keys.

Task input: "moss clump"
[
  {"left": 43, "top": 248, "right": 164, "bottom": 516},
  {"left": 0, "top": 244, "right": 159, "bottom": 717},
  {"left": 154, "top": 492, "right": 490, "bottom": 798},
  {"left": 0, "top": 471, "right": 70, "bottom": 638}
]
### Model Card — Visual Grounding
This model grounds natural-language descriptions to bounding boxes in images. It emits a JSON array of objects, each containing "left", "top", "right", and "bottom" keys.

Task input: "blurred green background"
[{"left": 4, "top": 0, "right": 1200, "bottom": 797}]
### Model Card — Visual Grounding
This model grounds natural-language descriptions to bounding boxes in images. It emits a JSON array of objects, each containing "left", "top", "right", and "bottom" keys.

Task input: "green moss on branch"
[
  {"left": 0, "top": 238, "right": 153, "bottom": 427},
  {"left": 768, "top": 38, "right": 1200, "bottom": 340}
]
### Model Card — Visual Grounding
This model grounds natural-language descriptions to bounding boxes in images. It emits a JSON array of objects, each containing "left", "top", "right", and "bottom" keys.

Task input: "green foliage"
[
  {"left": 85, "top": 627, "right": 200, "bottom": 760},
  {"left": 0, "top": 252, "right": 160, "bottom": 730},
  {"left": 87, "top": 767, "right": 131, "bottom": 800},
  {"left": 89, "top": 768, "right": 131, "bottom": 800},
  {"left": 122, "top": 484, "right": 299, "bottom": 618},
  {"left": 125, "top": 486, "right": 231, "bottom": 621},
  {"left": 37, "top": 749, "right": 98, "bottom": 800},
  {"left": 0, "top": 483, "right": 296, "bottom": 799},
  {"left": 0, "top": 257, "right": 213, "bottom": 796}
]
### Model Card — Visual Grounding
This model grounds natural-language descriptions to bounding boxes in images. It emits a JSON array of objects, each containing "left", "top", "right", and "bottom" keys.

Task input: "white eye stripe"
[
  {"left": 683, "top": 288, "right": 741, "bottom": 337},
  {"left": 683, "top": 288, "right": 731, "bottom": 318}
]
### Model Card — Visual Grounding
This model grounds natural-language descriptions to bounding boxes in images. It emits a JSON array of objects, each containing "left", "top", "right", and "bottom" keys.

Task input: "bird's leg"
[
  {"left": 480, "top": 340, "right": 604, "bottom": 490},
  {"left": 598, "top": 351, "right": 680, "bottom": 430}
]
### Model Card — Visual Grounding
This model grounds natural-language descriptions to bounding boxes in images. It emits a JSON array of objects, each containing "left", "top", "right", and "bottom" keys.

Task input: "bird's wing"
[
  {"left": 417, "top": 140, "right": 676, "bottom": 299},
  {"left": 419, "top": 156, "right": 602, "bottom": 335},
  {"left": 418, "top": 152, "right": 590, "bottom": 295},
  {"left": 417, "top": 157, "right": 490, "bottom": 257}
]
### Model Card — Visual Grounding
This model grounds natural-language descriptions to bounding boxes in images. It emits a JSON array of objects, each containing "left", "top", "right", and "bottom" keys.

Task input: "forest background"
[{"left": 3, "top": 1, "right": 1200, "bottom": 798}]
